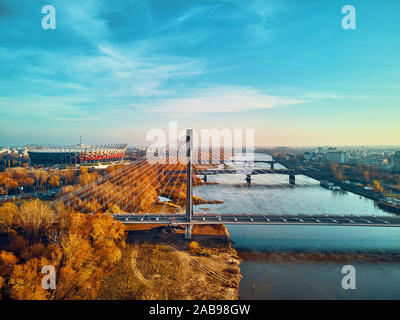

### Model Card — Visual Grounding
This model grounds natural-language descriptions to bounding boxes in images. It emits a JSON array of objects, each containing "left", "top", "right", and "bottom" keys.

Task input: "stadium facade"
[{"left": 27, "top": 144, "right": 127, "bottom": 166}]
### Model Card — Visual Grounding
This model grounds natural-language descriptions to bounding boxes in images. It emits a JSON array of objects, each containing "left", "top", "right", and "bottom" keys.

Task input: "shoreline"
[{"left": 237, "top": 250, "right": 400, "bottom": 263}]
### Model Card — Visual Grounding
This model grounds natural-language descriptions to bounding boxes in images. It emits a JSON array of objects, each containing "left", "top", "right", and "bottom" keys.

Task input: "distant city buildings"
[
  {"left": 298, "top": 146, "right": 400, "bottom": 170},
  {"left": 392, "top": 151, "right": 400, "bottom": 170},
  {"left": 285, "top": 153, "right": 295, "bottom": 161},
  {"left": 326, "top": 151, "right": 347, "bottom": 164},
  {"left": 0, "top": 146, "right": 28, "bottom": 157}
]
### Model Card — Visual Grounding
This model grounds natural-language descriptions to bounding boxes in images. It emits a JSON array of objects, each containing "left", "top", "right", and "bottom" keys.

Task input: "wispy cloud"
[{"left": 139, "top": 86, "right": 304, "bottom": 114}]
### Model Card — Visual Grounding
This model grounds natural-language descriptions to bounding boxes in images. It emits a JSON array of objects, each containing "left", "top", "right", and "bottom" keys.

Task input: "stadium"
[{"left": 27, "top": 144, "right": 127, "bottom": 166}]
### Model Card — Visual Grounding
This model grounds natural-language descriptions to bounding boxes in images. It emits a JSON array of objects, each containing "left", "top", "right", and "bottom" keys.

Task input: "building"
[
  {"left": 392, "top": 151, "right": 400, "bottom": 170},
  {"left": 327, "top": 151, "right": 347, "bottom": 164},
  {"left": 27, "top": 144, "right": 127, "bottom": 166},
  {"left": 0, "top": 148, "right": 11, "bottom": 154},
  {"left": 311, "top": 152, "right": 317, "bottom": 161},
  {"left": 285, "top": 153, "right": 295, "bottom": 161}
]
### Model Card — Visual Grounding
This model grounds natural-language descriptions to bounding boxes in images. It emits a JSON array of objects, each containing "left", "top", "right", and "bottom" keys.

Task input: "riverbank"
[
  {"left": 238, "top": 250, "right": 400, "bottom": 263},
  {"left": 99, "top": 224, "right": 241, "bottom": 300},
  {"left": 270, "top": 156, "right": 390, "bottom": 203}
]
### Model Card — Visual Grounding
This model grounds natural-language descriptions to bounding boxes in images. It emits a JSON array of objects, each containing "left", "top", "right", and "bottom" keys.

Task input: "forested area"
[
  {"left": 321, "top": 162, "right": 400, "bottom": 193},
  {"left": 0, "top": 167, "right": 76, "bottom": 195},
  {"left": 0, "top": 200, "right": 126, "bottom": 299}
]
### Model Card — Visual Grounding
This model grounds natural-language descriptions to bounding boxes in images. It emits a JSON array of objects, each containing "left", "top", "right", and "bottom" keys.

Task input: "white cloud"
[{"left": 139, "top": 86, "right": 304, "bottom": 114}]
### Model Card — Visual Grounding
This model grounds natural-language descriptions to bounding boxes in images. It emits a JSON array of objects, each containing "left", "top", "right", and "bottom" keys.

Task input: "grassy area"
[
  {"left": 98, "top": 246, "right": 148, "bottom": 300},
  {"left": 99, "top": 226, "right": 241, "bottom": 300},
  {"left": 98, "top": 242, "right": 188, "bottom": 300}
]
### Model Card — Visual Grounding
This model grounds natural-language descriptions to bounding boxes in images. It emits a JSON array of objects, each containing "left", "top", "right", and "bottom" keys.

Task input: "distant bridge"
[
  {"left": 227, "top": 159, "right": 276, "bottom": 168},
  {"left": 165, "top": 152, "right": 301, "bottom": 184},
  {"left": 168, "top": 168, "right": 299, "bottom": 184}
]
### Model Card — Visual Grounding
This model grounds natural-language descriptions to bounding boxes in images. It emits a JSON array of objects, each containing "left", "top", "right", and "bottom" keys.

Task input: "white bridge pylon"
[{"left": 185, "top": 128, "right": 193, "bottom": 239}]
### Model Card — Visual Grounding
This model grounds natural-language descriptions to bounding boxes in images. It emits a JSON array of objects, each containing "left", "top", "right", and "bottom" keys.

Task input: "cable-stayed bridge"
[
  {"left": 55, "top": 129, "right": 400, "bottom": 239},
  {"left": 113, "top": 213, "right": 400, "bottom": 227}
]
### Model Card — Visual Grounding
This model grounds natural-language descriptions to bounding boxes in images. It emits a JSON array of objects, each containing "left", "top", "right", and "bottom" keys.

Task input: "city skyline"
[{"left": 0, "top": 0, "right": 399, "bottom": 146}]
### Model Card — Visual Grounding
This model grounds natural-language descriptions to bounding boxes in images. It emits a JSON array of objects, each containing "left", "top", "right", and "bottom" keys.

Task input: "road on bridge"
[{"left": 113, "top": 213, "right": 400, "bottom": 227}]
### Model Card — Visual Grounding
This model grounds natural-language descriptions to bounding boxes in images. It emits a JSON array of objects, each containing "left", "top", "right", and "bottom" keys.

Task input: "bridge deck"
[
  {"left": 166, "top": 169, "right": 299, "bottom": 175},
  {"left": 113, "top": 213, "right": 400, "bottom": 227},
  {"left": 225, "top": 160, "right": 275, "bottom": 164}
]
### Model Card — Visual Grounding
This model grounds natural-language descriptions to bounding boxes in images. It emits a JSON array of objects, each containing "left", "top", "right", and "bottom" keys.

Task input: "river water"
[{"left": 193, "top": 153, "right": 400, "bottom": 300}]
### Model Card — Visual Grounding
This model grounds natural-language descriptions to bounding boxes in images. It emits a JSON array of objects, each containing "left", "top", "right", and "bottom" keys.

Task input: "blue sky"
[{"left": 0, "top": 0, "right": 399, "bottom": 146}]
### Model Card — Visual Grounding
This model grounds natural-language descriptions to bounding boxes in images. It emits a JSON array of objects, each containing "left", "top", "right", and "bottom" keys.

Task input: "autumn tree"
[
  {"left": 53, "top": 211, "right": 125, "bottom": 299},
  {"left": 48, "top": 175, "right": 60, "bottom": 188},
  {"left": 189, "top": 241, "right": 200, "bottom": 254},
  {"left": 0, "top": 202, "right": 18, "bottom": 237},
  {"left": 330, "top": 162, "right": 346, "bottom": 181},
  {"left": 14, "top": 200, "right": 56, "bottom": 241},
  {"left": 0, "top": 172, "right": 18, "bottom": 194},
  {"left": 372, "top": 180, "right": 384, "bottom": 193},
  {"left": 78, "top": 167, "right": 100, "bottom": 186},
  {"left": 0, "top": 250, "right": 18, "bottom": 298},
  {"left": 0, "top": 200, "right": 126, "bottom": 300},
  {"left": 32, "top": 170, "right": 49, "bottom": 191},
  {"left": 62, "top": 168, "right": 76, "bottom": 185},
  {"left": 8, "top": 257, "right": 51, "bottom": 300}
]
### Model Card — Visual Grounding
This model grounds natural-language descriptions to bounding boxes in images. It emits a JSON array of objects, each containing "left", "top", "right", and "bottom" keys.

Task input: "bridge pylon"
[
  {"left": 246, "top": 174, "right": 252, "bottom": 184},
  {"left": 185, "top": 129, "right": 193, "bottom": 239}
]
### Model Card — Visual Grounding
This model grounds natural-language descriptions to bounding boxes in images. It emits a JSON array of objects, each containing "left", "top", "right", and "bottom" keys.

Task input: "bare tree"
[{"left": 14, "top": 199, "right": 56, "bottom": 241}]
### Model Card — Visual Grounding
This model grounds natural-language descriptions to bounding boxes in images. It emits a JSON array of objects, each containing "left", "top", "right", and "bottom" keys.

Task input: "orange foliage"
[
  {"left": 0, "top": 202, "right": 18, "bottom": 234},
  {"left": 48, "top": 175, "right": 60, "bottom": 188},
  {"left": 372, "top": 180, "right": 384, "bottom": 193},
  {"left": 0, "top": 200, "right": 126, "bottom": 300}
]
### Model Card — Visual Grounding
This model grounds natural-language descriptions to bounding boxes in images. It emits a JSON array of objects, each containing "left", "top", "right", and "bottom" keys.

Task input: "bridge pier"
[
  {"left": 289, "top": 174, "right": 295, "bottom": 185},
  {"left": 185, "top": 224, "right": 192, "bottom": 239},
  {"left": 202, "top": 174, "right": 207, "bottom": 183},
  {"left": 271, "top": 162, "right": 274, "bottom": 170},
  {"left": 246, "top": 174, "right": 252, "bottom": 184}
]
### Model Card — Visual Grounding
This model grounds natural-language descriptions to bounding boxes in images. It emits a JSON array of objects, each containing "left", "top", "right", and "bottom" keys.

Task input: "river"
[{"left": 193, "top": 153, "right": 400, "bottom": 300}]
